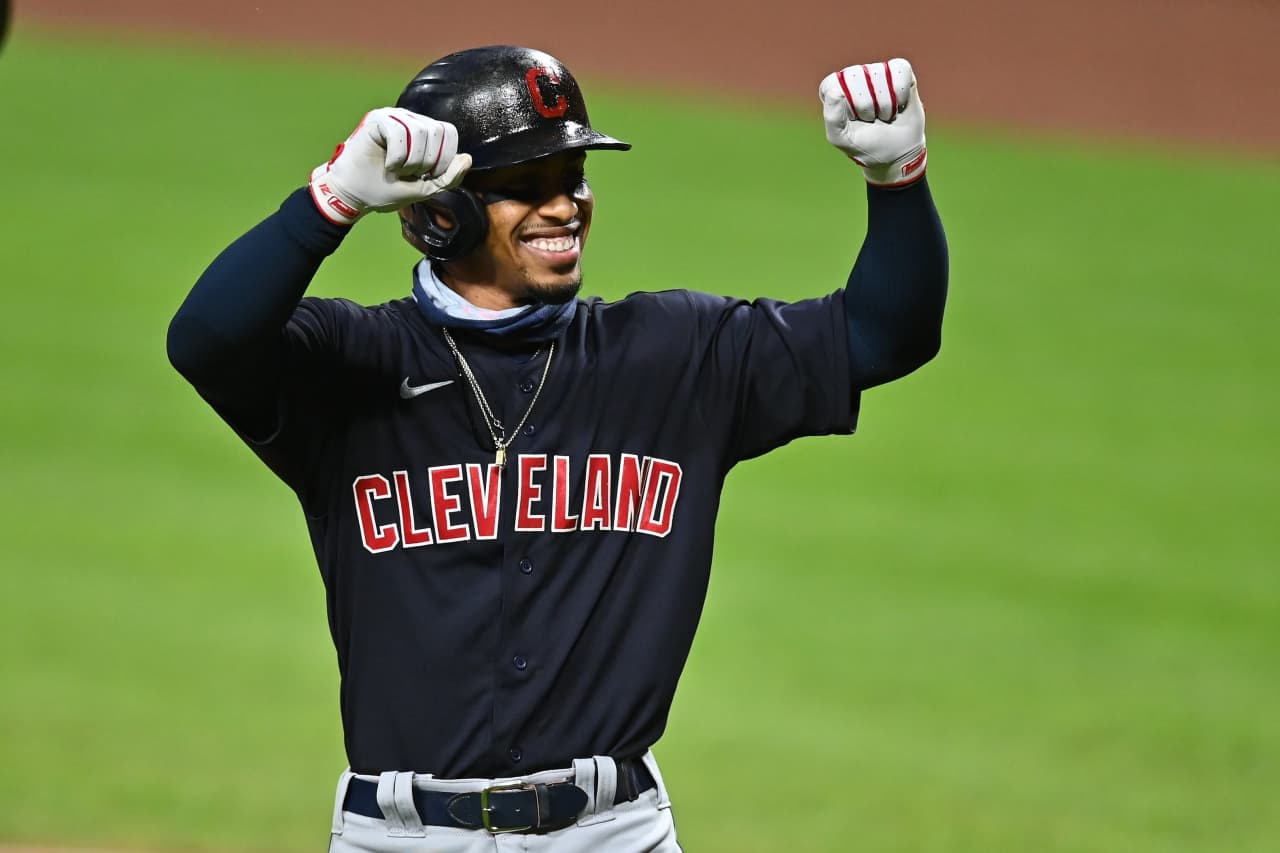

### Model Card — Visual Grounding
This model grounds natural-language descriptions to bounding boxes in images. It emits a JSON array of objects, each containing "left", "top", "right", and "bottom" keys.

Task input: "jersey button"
[
  {"left": 509, "top": 747, "right": 523, "bottom": 763},
  {"left": 522, "top": 424, "right": 536, "bottom": 436},
  {"left": 513, "top": 655, "right": 528, "bottom": 671},
  {"left": 519, "top": 379, "right": 536, "bottom": 393},
  {"left": 519, "top": 558, "right": 533, "bottom": 574}
]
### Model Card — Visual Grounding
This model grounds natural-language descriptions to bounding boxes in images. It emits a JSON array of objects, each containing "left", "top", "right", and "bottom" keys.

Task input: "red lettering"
[
  {"left": 515, "top": 454, "right": 548, "bottom": 532},
  {"left": 551, "top": 455, "right": 580, "bottom": 532},
  {"left": 580, "top": 454, "right": 612, "bottom": 531},
  {"left": 352, "top": 453, "right": 681, "bottom": 548},
  {"left": 393, "top": 470, "right": 433, "bottom": 547},
  {"left": 467, "top": 463, "right": 502, "bottom": 541},
  {"left": 352, "top": 474, "right": 398, "bottom": 553},
  {"left": 902, "top": 148, "right": 927, "bottom": 177},
  {"left": 429, "top": 465, "right": 470, "bottom": 543},
  {"left": 525, "top": 67, "right": 568, "bottom": 119},
  {"left": 325, "top": 193, "right": 358, "bottom": 219},
  {"left": 637, "top": 459, "right": 682, "bottom": 538},
  {"left": 613, "top": 453, "right": 645, "bottom": 532}
]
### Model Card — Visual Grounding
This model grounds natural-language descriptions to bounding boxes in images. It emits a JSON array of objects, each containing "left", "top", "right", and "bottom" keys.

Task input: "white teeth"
[{"left": 526, "top": 235, "right": 575, "bottom": 253}]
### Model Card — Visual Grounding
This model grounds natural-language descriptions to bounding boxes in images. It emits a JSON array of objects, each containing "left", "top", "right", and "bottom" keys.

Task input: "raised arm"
[
  {"left": 820, "top": 59, "right": 949, "bottom": 391},
  {"left": 166, "top": 108, "right": 470, "bottom": 432},
  {"left": 165, "top": 190, "right": 347, "bottom": 410}
]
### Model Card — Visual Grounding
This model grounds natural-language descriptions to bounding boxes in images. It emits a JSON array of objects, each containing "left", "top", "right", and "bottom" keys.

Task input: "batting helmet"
[{"left": 396, "top": 45, "right": 631, "bottom": 261}]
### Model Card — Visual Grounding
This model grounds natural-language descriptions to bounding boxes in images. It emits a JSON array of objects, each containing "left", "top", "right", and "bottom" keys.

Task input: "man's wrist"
[
  {"left": 308, "top": 164, "right": 366, "bottom": 226},
  {"left": 861, "top": 147, "right": 928, "bottom": 187},
  {"left": 281, "top": 187, "right": 354, "bottom": 255}
]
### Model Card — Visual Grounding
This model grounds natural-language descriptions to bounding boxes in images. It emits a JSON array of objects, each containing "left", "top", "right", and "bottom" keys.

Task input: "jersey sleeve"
[
  {"left": 231, "top": 297, "right": 413, "bottom": 512},
  {"left": 683, "top": 289, "right": 858, "bottom": 465}
]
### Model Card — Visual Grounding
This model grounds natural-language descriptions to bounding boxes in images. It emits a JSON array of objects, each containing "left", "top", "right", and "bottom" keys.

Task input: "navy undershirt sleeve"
[
  {"left": 844, "top": 177, "right": 949, "bottom": 391},
  {"left": 166, "top": 188, "right": 349, "bottom": 431}
]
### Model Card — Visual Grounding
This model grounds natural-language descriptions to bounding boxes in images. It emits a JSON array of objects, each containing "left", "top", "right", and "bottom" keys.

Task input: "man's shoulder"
[
  {"left": 581, "top": 288, "right": 735, "bottom": 319},
  {"left": 285, "top": 296, "right": 425, "bottom": 358},
  {"left": 294, "top": 295, "right": 419, "bottom": 328}
]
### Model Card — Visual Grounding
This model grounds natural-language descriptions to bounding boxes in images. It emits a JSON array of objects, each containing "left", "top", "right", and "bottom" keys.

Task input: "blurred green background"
[{"left": 1, "top": 28, "right": 1277, "bottom": 853}]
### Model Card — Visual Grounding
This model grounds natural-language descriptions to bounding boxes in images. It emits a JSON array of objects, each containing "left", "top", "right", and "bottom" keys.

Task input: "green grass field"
[{"left": 1, "top": 29, "right": 1277, "bottom": 853}]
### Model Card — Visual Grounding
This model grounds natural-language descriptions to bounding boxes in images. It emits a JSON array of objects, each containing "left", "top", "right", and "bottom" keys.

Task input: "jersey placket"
[{"left": 467, "top": 343, "right": 552, "bottom": 772}]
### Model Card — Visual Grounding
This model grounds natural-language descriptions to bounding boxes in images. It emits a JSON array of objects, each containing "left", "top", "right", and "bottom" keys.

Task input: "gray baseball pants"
[{"left": 327, "top": 751, "right": 682, "bottom": 852}]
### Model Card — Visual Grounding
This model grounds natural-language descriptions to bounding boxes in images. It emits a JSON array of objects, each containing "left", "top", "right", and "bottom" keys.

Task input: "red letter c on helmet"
[{"left": 525, "top": 67, "right": 569, "bottom": 119}]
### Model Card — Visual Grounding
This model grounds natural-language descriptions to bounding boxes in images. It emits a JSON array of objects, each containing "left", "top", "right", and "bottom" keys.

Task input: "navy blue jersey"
[
  {"left": 170, "top": 179, "right": 946, "bottom": 779},
  {"left": 220, "top": 289, "right": 855, "bottom": 776}
]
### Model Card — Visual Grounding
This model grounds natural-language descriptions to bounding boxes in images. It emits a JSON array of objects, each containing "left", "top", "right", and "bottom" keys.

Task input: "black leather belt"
[{"left": 342, "top": 758, "right": 655, "bottom": 834}]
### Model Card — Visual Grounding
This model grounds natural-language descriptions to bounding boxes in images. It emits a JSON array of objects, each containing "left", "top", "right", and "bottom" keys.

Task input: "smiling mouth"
[
  {"left": 520, "top": 228, "right": 581, "bottom": 264},
  {"left": 525, "top": 235, "right": 576, "bottom": 252}
]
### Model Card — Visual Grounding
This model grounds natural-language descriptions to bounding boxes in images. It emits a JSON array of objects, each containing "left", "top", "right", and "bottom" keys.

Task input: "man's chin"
[{"left": 524, "top": 278, "right": 583, "bottom": 306}]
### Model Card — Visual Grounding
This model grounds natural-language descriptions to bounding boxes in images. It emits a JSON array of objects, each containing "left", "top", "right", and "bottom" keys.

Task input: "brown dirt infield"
[
  {"left": 16, "top": 0, "right": 1280, "bottom": 151},
  {"left": 0, "top": 848, "right": 127, "bottom": 853}
]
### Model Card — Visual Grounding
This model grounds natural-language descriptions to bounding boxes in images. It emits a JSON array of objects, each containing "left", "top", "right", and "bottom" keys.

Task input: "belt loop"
[
  {"left": 393, "top": 771, "right": 426, "bottom": 837},
  {"left": 573, "top": 757, "right": 600, "bottom": 826},
  {"left": 376, "top": 771, "right": 410, "bottom": 837},
  {"left": 593, "top": 755, "right": 619, "bottom": 825},
  {"left": 331, "top": 769, "right": 355, "bottom": 836}
]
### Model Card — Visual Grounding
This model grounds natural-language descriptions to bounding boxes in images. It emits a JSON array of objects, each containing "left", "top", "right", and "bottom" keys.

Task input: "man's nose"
[{"left": 537, "top": 191, "right": 579, "bottom": 221}]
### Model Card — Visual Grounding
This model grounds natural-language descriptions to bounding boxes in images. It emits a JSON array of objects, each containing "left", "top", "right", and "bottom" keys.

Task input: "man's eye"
[
  {"left": 483, "top": 185, "right": 540, "bottom": 203},
  {"left": 479, "top": 174, "right": 587, "bottom": 204}
]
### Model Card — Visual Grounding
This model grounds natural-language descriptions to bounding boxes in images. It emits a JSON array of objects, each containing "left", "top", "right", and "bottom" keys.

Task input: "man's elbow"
[
  {"left": 167, "top": 313, "right": 196, "bottom": 376},
  {"left": 915, "top": 330, "right": 942, "bottom": 369},
  {"left": 894, "top": 335, "right": 942, "bottom": 382},
  {"left": 859, "top": 333, "right": 942, "bottom": 390},
  {"left": 166, "top": 313, "right": 225, "bottom": 383}
]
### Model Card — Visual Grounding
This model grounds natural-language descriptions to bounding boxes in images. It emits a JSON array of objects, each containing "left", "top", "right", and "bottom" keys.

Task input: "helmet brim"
[{"left": 467, "top": 122, "right": 631, "bottom": 171}]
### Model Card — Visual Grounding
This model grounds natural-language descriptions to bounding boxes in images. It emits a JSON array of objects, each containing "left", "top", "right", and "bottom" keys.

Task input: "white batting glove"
[
  {"left": 819, "top": 58, "right": 927, "bottom": 187},
  {"left": 308, "top": 107, "right": 472, "bottom": 226}
]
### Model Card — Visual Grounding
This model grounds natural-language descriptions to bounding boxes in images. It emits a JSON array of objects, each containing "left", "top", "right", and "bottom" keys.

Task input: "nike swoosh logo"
[{"left": 399, "top": 378, "right": 455, "bottom": 399}]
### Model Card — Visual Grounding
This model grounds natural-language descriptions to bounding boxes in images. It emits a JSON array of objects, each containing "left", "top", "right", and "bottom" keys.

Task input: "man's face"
[{"left": 447, "top": 150, "right": 594, "bottom": 307}]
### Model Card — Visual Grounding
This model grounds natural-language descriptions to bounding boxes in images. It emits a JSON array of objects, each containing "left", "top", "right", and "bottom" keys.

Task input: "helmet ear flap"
[{"left": 401, "top": 189, "right": 489, "bottom": 262}]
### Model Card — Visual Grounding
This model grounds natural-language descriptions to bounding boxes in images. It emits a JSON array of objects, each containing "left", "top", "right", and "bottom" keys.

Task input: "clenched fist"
[
  {"left": 820, "top": 59, "right": 927, "bottom": 187},
  {"left": 309, "top": 107, "right": 472, "bottom": 226}
]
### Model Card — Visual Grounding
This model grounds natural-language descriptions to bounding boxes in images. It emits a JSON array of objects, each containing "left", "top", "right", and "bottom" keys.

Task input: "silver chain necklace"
[{"left": 442, "top": 327, "right": 555, "bottom": 470}]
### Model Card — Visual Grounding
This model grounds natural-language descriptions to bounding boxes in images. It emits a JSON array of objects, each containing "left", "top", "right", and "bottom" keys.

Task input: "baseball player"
[{"left": 168, "top": 46, "right": 946, "bottom": 851}]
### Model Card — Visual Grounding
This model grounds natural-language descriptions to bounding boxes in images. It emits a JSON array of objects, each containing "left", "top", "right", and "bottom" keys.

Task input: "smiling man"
[{"left": 168, "top": 45, "right": 947, "bottom": 851}]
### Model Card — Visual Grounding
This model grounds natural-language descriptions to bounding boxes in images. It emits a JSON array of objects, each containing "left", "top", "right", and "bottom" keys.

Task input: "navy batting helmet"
[{"left": 397, "top": 46, "right": 631, "bottom": 261}]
